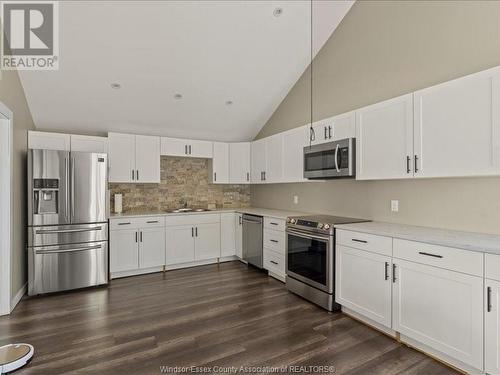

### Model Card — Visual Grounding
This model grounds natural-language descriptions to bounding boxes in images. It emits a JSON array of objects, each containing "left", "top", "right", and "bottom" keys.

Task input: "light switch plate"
[
  {"left": 391, "top": 200, "right": 399, "bottom": 212},
  {"left": 293, "top": 195, "right": 299, "bottom": 205}
]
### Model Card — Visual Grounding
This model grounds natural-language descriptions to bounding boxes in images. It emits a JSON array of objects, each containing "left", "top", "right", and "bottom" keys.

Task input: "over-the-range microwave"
[{"left": 303, "top": 138, "right": 356, "bottom": 179}]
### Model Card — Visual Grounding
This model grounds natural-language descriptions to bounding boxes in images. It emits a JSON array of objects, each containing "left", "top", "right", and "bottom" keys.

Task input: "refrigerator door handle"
[
  {"left": 35, "top": 226, "right": 103, "bottom": 234},
  {"left": 71, "top": 156, "right": 75, "bottom": 221},
  {"left": 65, "top": 156, "right": 69, "bottom": 221},
  {"left": 35, "top": 244, "right": 102, "bottom": 255}
]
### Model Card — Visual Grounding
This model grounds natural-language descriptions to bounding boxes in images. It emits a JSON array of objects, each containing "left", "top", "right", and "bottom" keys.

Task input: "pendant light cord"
[{"left": 309, "top": 0, "right": 314, "bottom": 148}]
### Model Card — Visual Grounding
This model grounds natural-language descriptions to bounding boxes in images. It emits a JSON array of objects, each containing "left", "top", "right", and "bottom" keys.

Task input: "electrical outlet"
[
  {"left": 391, "top": 200, "right": 399, "bottom": 212},
  {"left": 293, "top": 195, "right": 299, "bottom": 205}
]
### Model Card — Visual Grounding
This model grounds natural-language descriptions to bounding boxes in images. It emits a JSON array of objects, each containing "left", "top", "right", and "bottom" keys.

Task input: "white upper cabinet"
[
  {"left": 356, "top": 94, "right": 414, "bottom": 180},
  {"left": 414, "top": 67, "right": 500, "bottom": 178},
  {"left": 28, "top": 131, "right": 70, "bottom": 151},
  {"left": 251, "top": 138, "right": 267, "bottom": 183},
  {"left": 282, "top": 126, "right": 308, "bottom": 183},
  {"left": 135, "top": 135, "right": 161, "bottom": 183},
  {"left": 161, "top": 137, "right": 212, "bottom": 158},
  {"left": 266, "top": 134, "right": 284, "bottom": 183},
  {"left": 229, "top": 142, "right": 251, "bottom": 184},
  {"left": 109, "top": 133, "right": 160, "bottom": 183},
  {"left": 70, "top": 135, "right": 108, "bottom": 153},
  {"left": 311, "top": 111, "right": 356, "bottom": 146},
  {"left": 211, "top": 142, "right": 229, "bottom": 184}
]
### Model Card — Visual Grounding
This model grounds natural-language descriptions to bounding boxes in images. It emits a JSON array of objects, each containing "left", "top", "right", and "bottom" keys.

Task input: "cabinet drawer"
[
  {"left": 485, "top": 253, "right": 500, "bottom": 281},
  {"left": 264, "top": 229, "right": 285, "bottom": 254},
  {"left": 393, "top": 239, "right": 483, "bottom": 276},
  {"left": 135, "top": 217, "right": 165, "bottom": 228},
  {"left": 264, "top": 217, "right": 285, "bottom": 231},
  {"left": 110, "top": 217, "right": 141, "bottom": 230},
  {"left": 337, "top": 230, "right": 392, "bottom": 256},
  {"left": 165, "top": 213, "right": 220, "bottom": 226},
  {"left": 264, "top": 248, "right": 285, "bottom": 275}
]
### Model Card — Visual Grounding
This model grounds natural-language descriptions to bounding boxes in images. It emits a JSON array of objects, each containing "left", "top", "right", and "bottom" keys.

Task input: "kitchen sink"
[{"left": 167, "top": 208, "right": 211, "bottom": 213}]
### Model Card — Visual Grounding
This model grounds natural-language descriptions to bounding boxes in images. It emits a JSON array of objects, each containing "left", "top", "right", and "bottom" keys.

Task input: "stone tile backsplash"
[{"left": 109, "top": 156, "right": 251, "bottom": 213}]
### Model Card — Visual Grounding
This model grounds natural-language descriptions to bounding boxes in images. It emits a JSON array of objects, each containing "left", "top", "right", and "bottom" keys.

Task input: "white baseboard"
[{"left": 10, "top": 283, "right": 27, "bottom": 313}]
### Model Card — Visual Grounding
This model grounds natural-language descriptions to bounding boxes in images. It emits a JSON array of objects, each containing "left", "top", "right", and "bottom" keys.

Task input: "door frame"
[{"left": 0, "top": 101, "right": 13, "bottom": 316}]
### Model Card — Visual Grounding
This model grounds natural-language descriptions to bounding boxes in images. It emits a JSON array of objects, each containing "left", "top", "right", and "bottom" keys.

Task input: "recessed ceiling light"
[
  {"left": 110, "top": 83, "right": 121, "bottom": 89},
  {"left": 225, "top": 100, "right": 233, "bottom": 106},
  {"left": 174, "top": 93, "right": 183, "bottom": 99},
  {"left": 273, "top": 7, "right": 283, "bottom": 17}
]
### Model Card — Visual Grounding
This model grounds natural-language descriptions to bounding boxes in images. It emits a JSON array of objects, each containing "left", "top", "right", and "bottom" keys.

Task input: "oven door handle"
[
  {"left": 334, "top": 144, "right": 340, "bottom": 172},
  {"left": 286, "top": 229, "right": 330, "bottom": 242}
]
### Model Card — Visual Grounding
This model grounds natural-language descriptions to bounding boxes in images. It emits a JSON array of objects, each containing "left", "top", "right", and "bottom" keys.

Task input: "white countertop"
[
  {"left": 335, "top": 221, "right": 500, "bottom": 255},
  {"left": 110, "top": 207, "right": 307, "bottom": 220}
]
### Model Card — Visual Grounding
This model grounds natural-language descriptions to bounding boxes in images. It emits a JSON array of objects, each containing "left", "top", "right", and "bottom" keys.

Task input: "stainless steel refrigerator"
[{"left": 27, "top": 149, "right": 109, "bottom": 295}]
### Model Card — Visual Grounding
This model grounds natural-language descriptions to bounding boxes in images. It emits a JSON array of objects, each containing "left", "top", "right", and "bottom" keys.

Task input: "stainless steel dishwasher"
[{"left": 242, "top": 214, "right": 263, "bottom": 268}]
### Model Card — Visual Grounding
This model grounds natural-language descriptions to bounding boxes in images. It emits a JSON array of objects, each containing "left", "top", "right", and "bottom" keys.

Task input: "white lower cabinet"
[
  {"left": 195, "top": 223, "right": 221, "bottom": 261},
  {"left": 336, "top": 245, "right": 392, "bottom": 327},
  {"left": 485, "top": 279, "right": 500, "bottom": 375},
  {"left": 235, "top": 214, "right": 243, "bottom": 259},
  {"left": 221, "top": 213, "right": 236, "bottom": 257},
  {"left": 392, "top": 259, "right": 484, "bottom": 370},
  {"left": 166, "top": 225, "right": 196, "bottom": 265},
  {"left": 110, "top": 228, "right": 139, "bottom": 273},
  {"left": 139, "top": 227, "right": 165, "bottom": 268}
]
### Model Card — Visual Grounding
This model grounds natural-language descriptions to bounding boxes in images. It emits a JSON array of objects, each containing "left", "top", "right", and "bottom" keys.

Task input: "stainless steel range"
[{"left": 286, "top": 214, "right": 368, "bottom": 311}]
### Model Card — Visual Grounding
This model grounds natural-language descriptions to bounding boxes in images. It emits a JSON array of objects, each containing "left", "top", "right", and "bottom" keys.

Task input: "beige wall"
[
  {"left": 0, "top": 70, "right": 35, "bottom": 297},
  {"left": 252, "top": 0, "right": 500, "bottom": 235}
]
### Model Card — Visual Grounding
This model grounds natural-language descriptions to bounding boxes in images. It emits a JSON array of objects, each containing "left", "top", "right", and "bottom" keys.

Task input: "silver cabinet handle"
[
  {"left": 195, "top": 227, "right": 198, "bottom": 237},
  {"left": 146, "top": 220, "right": 159, "bottom": 224},
  {"left": 214, "top": 172, "right": 217, "bottom": 182},
  {"left": 36, "top": 244, "right": 102, "bottom": 255},
  {"left": 191, "top": 227, "right": 194, "bottom": 237},
  {"left": 36, "top": 226, "right": 103, "bottom": 234},
  {"left": 328, "top": 125, "right": 332, "bottom": 139},
  {"left": 334, "top": 144, "right": 340, "bottom": 172},
  {"left": 324, "top": 126, "right": 327, "bottom": 140},
  {"left": 270, "top": 239, "right": 279, "bottom": 243},
  {"left": 239, "top": 216, "right": 242, "bottom": 225},
  {"left": 246, "top": 172, "right": 249, "bottom": 182},
  {"left": 406, "top": 156, "right": 411, "bottom": 174},
  {"left": 270, "top": 260, "right": 278, "bottom": 265},
  {"left": 263, "top": 171, "right": 266, "bottom": 181},
  {"left": 385, "top": 262, "right": 389, "bottom": 280},
  {"left": 135, "top": 231, "right": 138, "bottom": 242},
  {"left": 189, "top": 145, "right": 192, "bottom": 154},
  {"left": 418, "top": 251, "right": 443, "bottom": 259},
  {"left": 487, "top": 286, "right": 492, "bottom": 312},
  {"left": 352, "top": 239, "right": 367, "bottom": 244},
  {"left": 185, "top": 145, "right": 188, "bottom": 155},
  {"left": 392, "top": 263, "right": 397, "bottom": 283},
  {"left": 132, "top": 170, "right": 135, "bottom": 180},
  {"left": 270, "top": 222, "right": 278, "bottom": 226},
  {"left": 414, "top": 155, "right": 419, "bottom": 173},
  {"left": 136, "top": 170, "right": 139, "bottom": 181},
  {"left": 118, "top": 222, "right": 130, "bottom": 226},
  {"left": 140, "top": 231, "right": 143, "bottom": 242}
]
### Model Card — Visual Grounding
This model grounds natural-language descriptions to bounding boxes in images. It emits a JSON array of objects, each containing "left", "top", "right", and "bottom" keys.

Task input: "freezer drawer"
[
  {"left": 29, "top": 223, "right": 108, "bottom": 247},
  {"left": 28, "top": 241, "right": 108, "bottom": 295}
]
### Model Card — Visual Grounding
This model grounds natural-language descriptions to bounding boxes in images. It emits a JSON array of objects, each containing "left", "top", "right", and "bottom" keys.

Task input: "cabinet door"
[
  {"left": 356, "top": 94, "right": 414, "bottom": 180},
  {"left": 108, "top": 133, "right": 136, "bottom": 183},
  {"left": 235, "top": 214, "right": 243, "bottom": 258},
  {"left": 70, "top": 135, "right": 108, "bottom": 153},
  {"left": 160, "top": 137, "right": 189, "bottom": 157},
  {"left": 139, "top": 227, "right": 165, "bottom": 269},
  {"left": 28, "top": 131, "right": 71, "bottom": 151},
  {"left": 414, "top": 68, "right": 500, "bottom": 178},
  {"left": 282, "top": 126, "right": 308, "bottom": 183},
  {"left": 110, "top": 229, "right": 138, "bottom": 272},
  {"left": 336, "top": 245, "right": 392, "bottom": 327},
  {"left": 392, "top": 259, "right": 483, "bottom": 370},
  {"left": 194, "top": 223, "right": 221, "bottom": 261},
  {"left": 331, "top": 111, "right": 356, "bottom": 141},
  {"left": 135, "top": 135, "right": 160, "bottom": 183},
  {"left": 220, "top": 213, "right": 236, "bottom": 257},
  {"left": 486, "top": 279, "right": 500, "bottom": 375},
  {"left": 229, "top": 142, "right": 251, "bottom": 184},
  {"left": 190, "top": 140, "right": 213, "bottom": 158},
  {"left": 212, "top": 142, "right": 229, "bottom": 184},
  {"left": 165, "top": 225, "right": 195, "bottom": 265},
  {"left": 266, "top": 134, "right": 283, "bottom": 183},
  {"left": 251, "top": 138, "right": 267, "bottom": 183},
  {"left": 310, "top": 122, "right": 330, "bottom": 146}
]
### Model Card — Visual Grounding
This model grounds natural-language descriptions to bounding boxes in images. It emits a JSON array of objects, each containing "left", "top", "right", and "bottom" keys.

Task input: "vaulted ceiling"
[{"left": 18, "top": 1, "right": 354, "bottom": 141}]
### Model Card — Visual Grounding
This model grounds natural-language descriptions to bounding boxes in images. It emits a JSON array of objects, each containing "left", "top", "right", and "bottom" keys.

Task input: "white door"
[
  {"left": 160, "top": 137, "right": 190, "bottom": 157},
  {"left": 282, "top": 126, "right": 308, "bottom": 182},
  {"left": 414, "top": 67, "right": 500, "bottom": 178},
  {"left": 110, "top": 229, "right": 139, "bottom": 272},
  {"left": 251, "top": 138, "right": 267, "bottom": 183},
  {"left": 229, "top": 142, "right": 251, "bottom": 184},
  {"left": 331, "top": 111, "right": 356, "bottom": 141},
  {"left": 392, "top": 259, "right": 483, "bottom": 370},
  {"left": 336, "top": 246, "right": 392, "bottom": 327},
  {"left": 212, "top": 142, "right": 229, "bottom": 184},
  {"left": 356, "top": 94, "right": 414, "bottom": 180},
  {"left": 190, "top": 140, "right": 213, "bottom": 158},
  {"left": 139, "top": 227, "right": 165, "bottom": 269},
  {"left": 194, "top": 223, "right": 221, "bottom": 261},
  {"left": 70, "top": 135, "right": 108, "bottom": 153},
  {"left": 266, "top": 134, "right": 283, "bottom": 183},
  {"left": 165, "top": 225, "right": 195, "bottom": 265},
  {"left": 485, "top": 279, "right": 500, "bottom": 375},
  {"left": 108, "top": 133, "right": 136, "bottom": 183},
  {"left": 235, "top": 214, "right": 243, "bottom": 258},
  {"left": 220, "top": 213, "right": 236, "bottom": 257},
  {"left": 135, "top": 135, "right": 160, "bottom": 183}
]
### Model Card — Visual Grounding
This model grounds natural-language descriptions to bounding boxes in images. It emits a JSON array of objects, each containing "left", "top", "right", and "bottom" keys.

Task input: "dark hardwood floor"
[{"left": 0, "top": 261, "right": 458, "bottom": 374}]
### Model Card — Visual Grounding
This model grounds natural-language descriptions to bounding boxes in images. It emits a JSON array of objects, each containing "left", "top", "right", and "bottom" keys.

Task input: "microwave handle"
[{"left": 334, "top": 144, "right": 340, "bottom": 172}]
